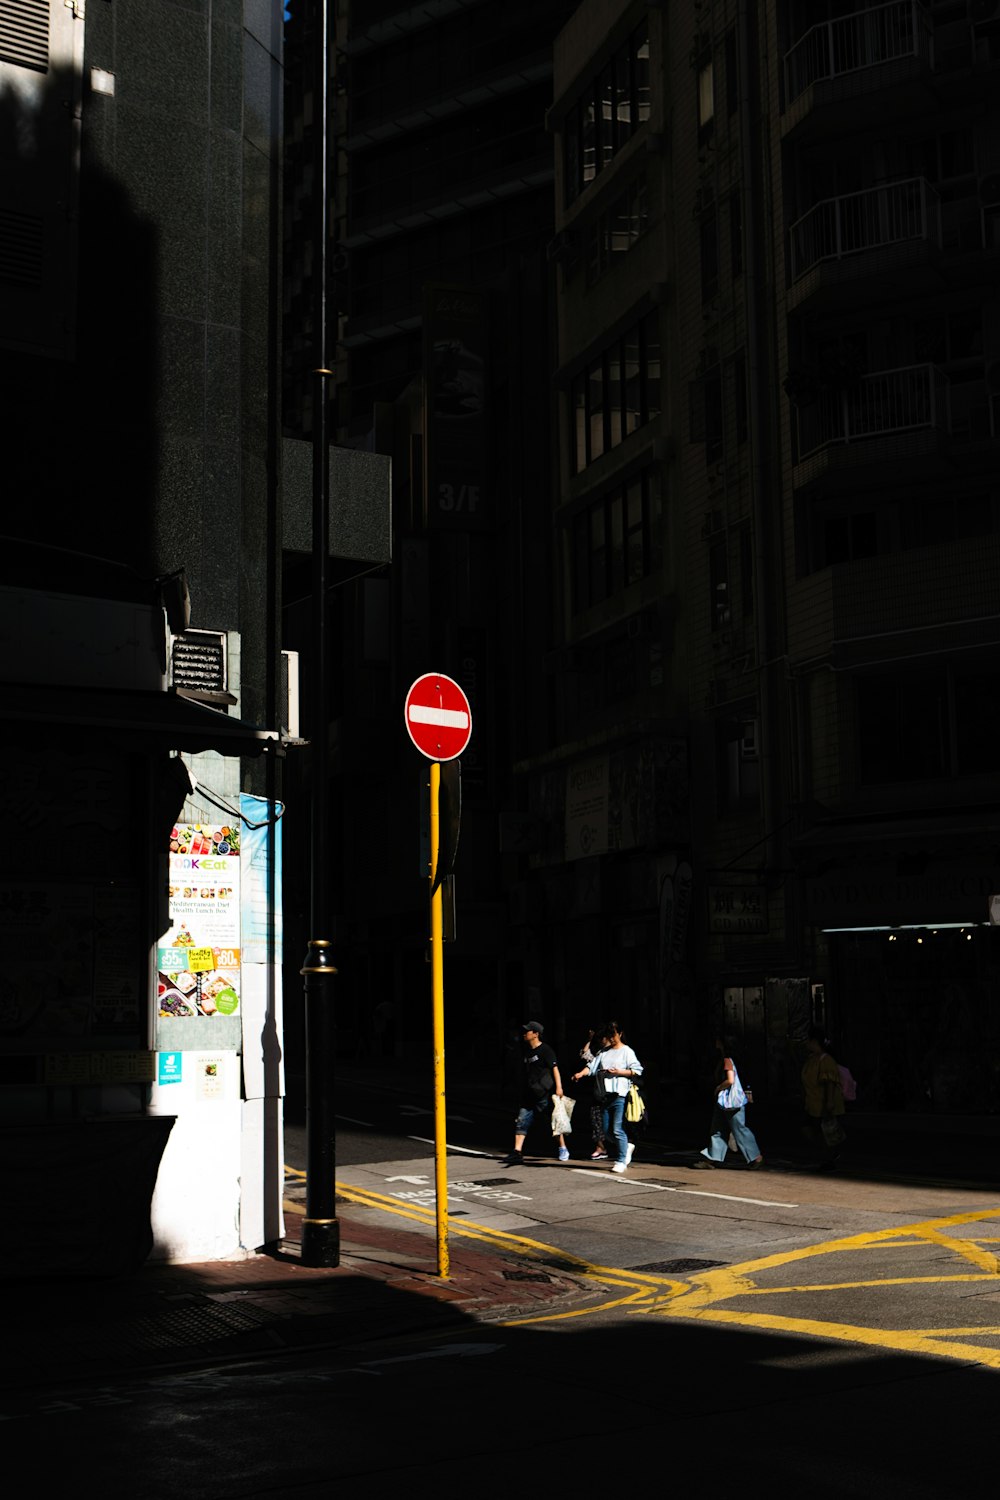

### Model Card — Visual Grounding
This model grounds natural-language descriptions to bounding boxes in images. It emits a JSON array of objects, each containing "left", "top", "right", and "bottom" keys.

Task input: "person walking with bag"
[
  {"left": 801, "top": 1025, "right": 846, "bottom": 1168},
  {"left": 503, "top": 1021, "right": 569, "bottom": 1166},
  {"left": 578, "top": 1027, "right": 609, "bottom": 1160},
  {"left": 572, "top": 1021, "right": 643, "bottom": 1174},
  {"left": 691, "top": 1036, "right": 764, "bottom": 1169}
]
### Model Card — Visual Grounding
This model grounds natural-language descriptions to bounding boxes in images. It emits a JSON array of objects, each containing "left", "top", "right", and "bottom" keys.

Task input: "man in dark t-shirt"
[{"left": 504, "top": 1021, "right": 568, "bottom": 1166}]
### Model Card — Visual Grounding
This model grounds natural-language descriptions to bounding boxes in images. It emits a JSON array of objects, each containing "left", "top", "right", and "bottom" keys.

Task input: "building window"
[
  {"left": 700, "top": 210, "right": 719, "bottom": 302},
  {"left": 564, "top": 21, "right": 651, "bottom": 204},
  {"left": 739, "top": 522, "right": 753, "bottom": 619},
  {"left": 572, "top": 468, "right": 663, "bottom": 613},
  {"left": 697, "top": 53, "right": 714, "bottom": 138},
  {"left": 709, "top": 538, "right": 730, "bottom": 631},
  {"left": 858, "top": 666, "right": 1000, "bottom": 785},
  {"left": 584, "top": 175, "right": 651, "bottom": 288},
  {"left": 729, "top": 189, "right": 743, "bottom": 278},
  {"left": 571, "top": 311, "right": 661, "bottom": 473},
  {"left": 725, "top": 27, "right": 738, "bottom": 117},
  {"left": 732, "top": 350, "right": 748, "bottom": 445},
  {"left": 689, "top": 361, "right": 723, "bottom": 463},
  {"left": 716, "top": 717, "right": 760, "bottom": 816}
]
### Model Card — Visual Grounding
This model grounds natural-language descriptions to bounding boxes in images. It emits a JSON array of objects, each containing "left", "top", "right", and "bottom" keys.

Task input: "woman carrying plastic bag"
[{"left": 691, "top": 1035, "right": 764, "bottom": 1170}]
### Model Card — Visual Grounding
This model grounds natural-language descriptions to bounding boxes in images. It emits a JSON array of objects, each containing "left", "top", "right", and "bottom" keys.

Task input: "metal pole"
[
  {"left": 300, "top": 0, "right": 339, "bottom": 1269},
  {"left": 429, "top": 761, "right": 449, "bottom": 1277}
]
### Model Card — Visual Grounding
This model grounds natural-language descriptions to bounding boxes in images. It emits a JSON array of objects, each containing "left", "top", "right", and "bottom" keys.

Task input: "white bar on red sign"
[{"left": 408, "top": 705, "right": 469, "bottom": 729}]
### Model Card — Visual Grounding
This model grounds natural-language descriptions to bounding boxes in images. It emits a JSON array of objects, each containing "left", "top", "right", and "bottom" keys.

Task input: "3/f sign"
[{"left": 404, "top": 673, "right": 472, "bottom": 762}]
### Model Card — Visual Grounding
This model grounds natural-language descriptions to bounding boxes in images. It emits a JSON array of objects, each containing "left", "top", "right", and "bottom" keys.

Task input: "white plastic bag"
[{"left": 551, "top": 1094, "right": 575, "bottom": 1135}]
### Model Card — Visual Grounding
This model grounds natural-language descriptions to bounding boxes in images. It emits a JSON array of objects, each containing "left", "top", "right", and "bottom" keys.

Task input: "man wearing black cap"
[{"left": 503, "top": 1021, "right": 568, "bottom": 1166}]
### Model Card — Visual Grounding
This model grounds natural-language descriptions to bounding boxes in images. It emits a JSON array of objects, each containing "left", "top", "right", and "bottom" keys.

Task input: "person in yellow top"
[{"left": 801, "top": 1026, "right": 845, "bottom": 1166}]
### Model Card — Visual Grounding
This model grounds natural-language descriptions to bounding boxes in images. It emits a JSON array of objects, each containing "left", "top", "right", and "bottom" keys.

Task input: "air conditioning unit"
[
  {"left": 280, "top": 649, "right": 300, "bottom": 739},
  {"left": 740, "top": 718, "right": 759, "bottom": 759},
  {"left": 170, "top": 628, "right": 236, "bottom": 705}
]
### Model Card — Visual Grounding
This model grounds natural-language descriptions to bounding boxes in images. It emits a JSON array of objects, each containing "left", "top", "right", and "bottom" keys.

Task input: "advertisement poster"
[{"left": 157, "top": 823, "right": 241, "bottom": 1020}]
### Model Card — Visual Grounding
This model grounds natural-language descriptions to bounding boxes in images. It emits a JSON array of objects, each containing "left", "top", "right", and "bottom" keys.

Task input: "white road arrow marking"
[{"left": 385, "top": 1174, "right": 431, "bottom": 1185}]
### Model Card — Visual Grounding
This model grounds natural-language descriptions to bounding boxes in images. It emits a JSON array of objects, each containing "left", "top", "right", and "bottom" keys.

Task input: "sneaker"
[
  {"left": 503, "top": 1151, "right": 523, "bottom": 1167},
  {"left": 611, "top": 1161, "right": 628, "bottom": 1174},
  {"left": 625, "top": 1142, "right": 635, "bottom": 1166},
  {"left": 689, "top": 1156, "right": 716, "bottom": 1169},
  {"left": 590, "top": 1148, "right": 608, "bottom": 1160},
  {"left": 558, "top": 1146, "right": 570, "bottom": 1162},
  {"left": 746, "top": 1156, "right": 764, "bottom": 1170}
]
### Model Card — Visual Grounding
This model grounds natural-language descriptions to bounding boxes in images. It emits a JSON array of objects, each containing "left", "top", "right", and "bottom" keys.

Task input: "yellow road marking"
[
  {"left": 330, "top": 1178, "right": 1000, "bottom": 1363},
  {"left": 915, "top": 1226, "right": 1000, "bottom": 1275}
]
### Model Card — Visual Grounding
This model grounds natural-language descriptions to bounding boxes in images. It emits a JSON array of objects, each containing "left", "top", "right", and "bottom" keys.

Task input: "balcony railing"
[
  {"left": 785, "top": 1, "right": 925, "bottom": 106},
  {"left": 789, "top": 177, "right": 940, "bottom": 282},
  {"left": 797, "top": 363, "right": 947, "bottom": 461}
]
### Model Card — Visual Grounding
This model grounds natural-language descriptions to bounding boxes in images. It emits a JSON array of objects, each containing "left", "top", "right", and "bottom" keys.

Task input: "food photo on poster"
[{"left": 157, "top": 825, "right": 241, "bottom": 1019}]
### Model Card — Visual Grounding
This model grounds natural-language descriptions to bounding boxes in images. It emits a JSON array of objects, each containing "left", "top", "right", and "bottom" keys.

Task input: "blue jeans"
[
  {"left": 701, "top": 1104, "right": 760, "bottom": 1164},
  {"left": 601, "top": 1093, "right": 628, "bottom": 1164},
  {"left": 515, "top": 1098, "right": 549, "bottom": 1137}
]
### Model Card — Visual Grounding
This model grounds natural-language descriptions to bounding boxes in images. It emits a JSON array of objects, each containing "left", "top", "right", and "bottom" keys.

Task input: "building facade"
[
  {"left": 283, "top": 0, "right": 578, "bottom": 1064},
  {"left": 0, "top": 0, "right": 289, "bottom": 1265},
  {"left": 535, "top": 0, "right": 1000, "bottom": 1112}
]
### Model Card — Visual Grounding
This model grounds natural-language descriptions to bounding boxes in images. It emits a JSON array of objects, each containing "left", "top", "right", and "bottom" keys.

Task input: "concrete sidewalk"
[{"left": 1, "top": 1184, "right": 592, "bottom": 1399}]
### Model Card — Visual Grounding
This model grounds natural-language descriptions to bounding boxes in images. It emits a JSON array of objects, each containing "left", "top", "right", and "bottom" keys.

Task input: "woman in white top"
[{"left": 572, "top": 1021, "right": 643, "bottom": 1173}]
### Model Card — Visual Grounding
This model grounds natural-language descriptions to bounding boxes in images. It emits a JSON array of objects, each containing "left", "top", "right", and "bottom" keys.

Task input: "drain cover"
[
  {"left": 633, "top": 1258, "right": 727, "bottom": 1274},
  {"left": 467, "top": 1178, "right": 512, "bottom": 1187},
  {"left": 502, "top": 1270, "right": 553, "bottom": 1282}
]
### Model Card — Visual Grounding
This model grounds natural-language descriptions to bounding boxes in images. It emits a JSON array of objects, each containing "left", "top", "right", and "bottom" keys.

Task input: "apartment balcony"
[
  {"left": 793, "top": 363, "right": 950, "bottom": 489},
  {"left": 788, "top": 178, "right": 941, "bottom": 313},
  {"left": 782, "top": 1, "right": 934, "bottom": 141},
  {"left": 788, "top": 533, "right": 1000, "bottom": 671}
]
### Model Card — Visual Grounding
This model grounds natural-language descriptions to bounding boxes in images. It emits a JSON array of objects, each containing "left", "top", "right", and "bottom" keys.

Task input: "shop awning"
[{"left": 1, "top": 681, "right": 283, "bottom": 757}]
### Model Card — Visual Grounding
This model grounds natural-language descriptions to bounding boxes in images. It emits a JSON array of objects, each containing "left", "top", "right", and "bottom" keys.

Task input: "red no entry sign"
[{"left": 404, "top": 672, "right": 472, "bottom": 762}]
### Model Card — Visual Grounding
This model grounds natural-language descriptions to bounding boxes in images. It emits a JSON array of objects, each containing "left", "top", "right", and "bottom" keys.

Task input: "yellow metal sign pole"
[{"left": 428, "top": 760, "right": 449, "bottom": 1278}]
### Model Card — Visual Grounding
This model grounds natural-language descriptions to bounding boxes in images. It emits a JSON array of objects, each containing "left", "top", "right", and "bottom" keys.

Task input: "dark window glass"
[
  {"left": 607, "top": 343, "right": 623, "bottom": 448},
  {"left": 565, "top": 104, "right": 580, "bottom": 206},
  {"left": 614, "top": 43, "right": 632, "bottom": 145},
  {"left": 634, "top": 28, "right": 650, "bottom": 125},
  {"left": 590, "top": 502, "right": 608, "bottom": 603},
  {"left": 725, "top": 27, "right": 738, "bottom": 116},
  {"left": 956, "top": 672, "right": 1000, "bottom": 776},
  {"left": 730, "top": 190, "right": 743, "bottom": 277},
  {"left": 734, "top": 351, "right": 748, "bottom": 444},
  {"left": 642, "top": 312, "right": 661, "bottom": 423},
  {"left": 588, "top": 358, "right": 605, "bottom": 462},
  {"left": 704, "top": 368, "right": 723, "bottom": 462},
  {"left": 700, "top": 211, "right": 719, "bottom": 302},
  {"left": 571, "top": 375, "right": 587, "bottom": 474},
  {"left": 646, "top": 470, "right": 663, "bottom": 574},
  {"left": 710, "top": 539, "right": 730, "bottom": 631},
  {"left": 624, "top": 328, "right": 642, "bottom": 436},
  {"left": 610, "top": 488, "right": 624, "bottom": 592},
  {"left": 626, "top": 478, "right": 645, "bottom": 585},
  {"left": 739, "top": 524, "right": 753, "bottom": 618},
  {"left": 599, "top": 65, "right": 615, "bottom": 172},
  {"left": 582, "top": 86, "right": 597, "bottom": 186},
  {"left": 858, "top": 675, "right": 948, "bottom": 783},
  {"left": 697, "top": 55, "right": 714, "bottom": 136},
  {"left": 574, "top": 512, "right": 590, "bottom": 611}
]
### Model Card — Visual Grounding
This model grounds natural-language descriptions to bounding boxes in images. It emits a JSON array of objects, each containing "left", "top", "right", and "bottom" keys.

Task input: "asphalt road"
[{"left": 10, "top": 1080, "right": 999, "bottom": 1495}]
